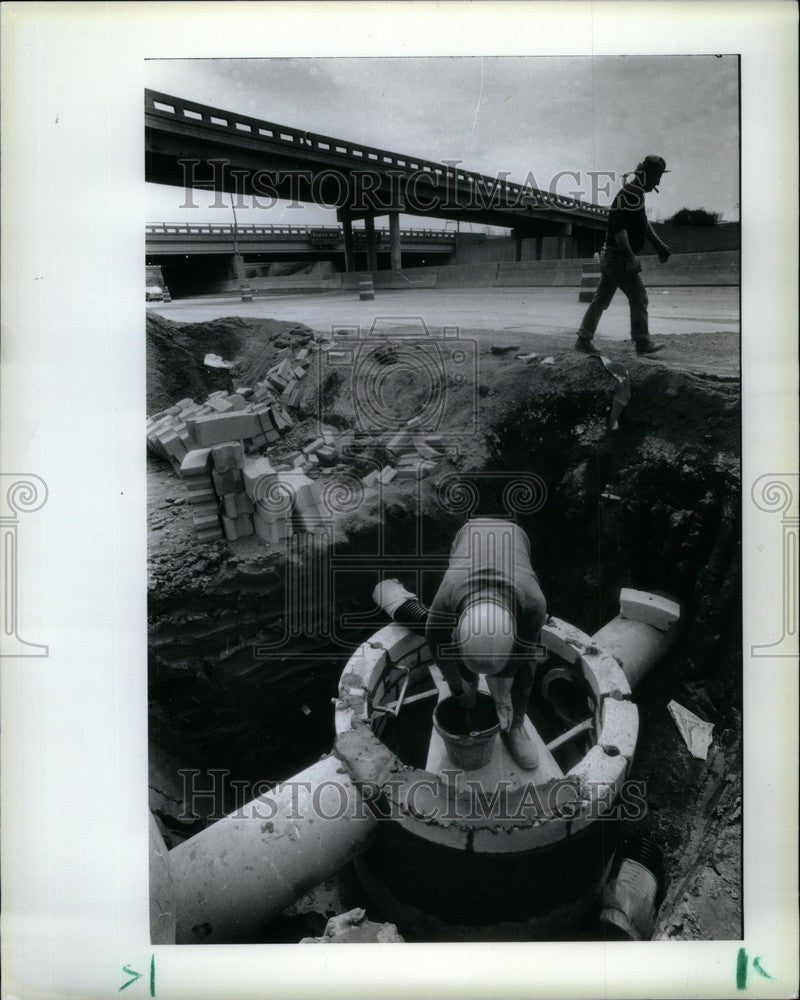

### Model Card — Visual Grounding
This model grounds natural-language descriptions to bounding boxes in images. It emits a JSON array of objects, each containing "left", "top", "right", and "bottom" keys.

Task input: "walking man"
[
  {"left": 576, "top": 155, "right": 672, "bottom": 356},
  {"left": 373, "top": 518, "right": 547, "bottom": 770}
]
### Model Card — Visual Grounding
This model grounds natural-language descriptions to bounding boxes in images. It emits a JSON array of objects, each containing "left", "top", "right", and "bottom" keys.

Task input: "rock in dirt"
[{"left": 300, "top": 908, "right": 404, "bottom": 943}]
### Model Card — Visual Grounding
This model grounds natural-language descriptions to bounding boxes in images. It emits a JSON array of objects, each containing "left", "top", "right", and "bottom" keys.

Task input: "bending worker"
[
  {"left": 373, "top": 517, "right": 547, "bottom": 771},
  {"left": 575, "top": 154, "right": 672, "bottom": 357}
]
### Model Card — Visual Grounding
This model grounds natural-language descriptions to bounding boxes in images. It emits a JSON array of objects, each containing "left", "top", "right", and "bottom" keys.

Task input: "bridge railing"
[
  {"left": 145, "top": 223, "right": 456, "bottom": 241},
  {"left": 145, "top": 90, "right": 608, "bottom": 221}
]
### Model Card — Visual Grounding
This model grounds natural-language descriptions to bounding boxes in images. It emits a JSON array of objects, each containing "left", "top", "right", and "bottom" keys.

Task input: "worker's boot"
[
  {"left": 502, "top": 725, "right": 539, "bottom": 771},
  {"left": 635, "top": 338, "right": 665, "bottom": 356},
  {"left": 575, "top": 336, "right": 600, "bottom": 355}
]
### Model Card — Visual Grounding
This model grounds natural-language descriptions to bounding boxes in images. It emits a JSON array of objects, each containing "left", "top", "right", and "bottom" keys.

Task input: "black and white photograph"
[
  {"left": 1, "top": 4, "right": 797, "bottom": 999},
  {"left": 144, "top": 54, "right": 743, "bottom": 945}
]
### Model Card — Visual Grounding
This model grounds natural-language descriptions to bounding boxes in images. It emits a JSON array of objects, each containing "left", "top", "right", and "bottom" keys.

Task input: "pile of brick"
[
  {"left": 250, "top": 466, "right": 322, "bottom": 545},
  {"left": 178, "top": 441, "right": 253, "bottom": 544},
  {"left": 375, "top": 415, "right": 444, "bottom": 484},
  {"left": 149, "top": 347, "right": 451, "bottom": 548},
  {"left": 146, "top": 343, "right": 314, "bottom": 473}
]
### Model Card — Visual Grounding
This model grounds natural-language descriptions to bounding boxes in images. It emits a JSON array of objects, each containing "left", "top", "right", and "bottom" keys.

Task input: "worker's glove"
[
  {"left": 625, "top": 256, "right": 642, "bottom": 275},
  {"left": 656, "top": 244, "right": 672, "bottom": 264},
  {"left": 452, "top": 676, "right": 478, "bottom": 709},
  {"left": 486, "top": 674, "right": 515, "bottom": 732},
  {"left": 372, "top": 578, "right": 418, "bottom": 618}
]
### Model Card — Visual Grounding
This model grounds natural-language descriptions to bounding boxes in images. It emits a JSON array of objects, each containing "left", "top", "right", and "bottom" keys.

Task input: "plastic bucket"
[{"left": 433, "top": 693, "right": 500, "bottom": 771}]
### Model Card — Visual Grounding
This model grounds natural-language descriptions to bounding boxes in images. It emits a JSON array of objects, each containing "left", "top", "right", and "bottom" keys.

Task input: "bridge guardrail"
[
  {"left": 145, "top": 90, "right": 609, "bottom": 221},
  {"left": 145, "top": 223, "right": 457, "bottom": 241}
]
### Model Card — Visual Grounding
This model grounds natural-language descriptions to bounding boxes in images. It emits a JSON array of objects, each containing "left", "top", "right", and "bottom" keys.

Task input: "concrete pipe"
[
  {"left": 591, "top": 603, "right": 680, "bottom": 690},
  {"left": 149, "top": 813, "right": 177, "bottom": 944},
  {"left": 169, "top": 756, "right": 377, "bottom": 943}
]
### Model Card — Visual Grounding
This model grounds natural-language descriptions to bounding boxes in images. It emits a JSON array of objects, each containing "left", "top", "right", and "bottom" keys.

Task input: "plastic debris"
[
  {"left": 591, "top": 355, "right": 631, "bottom": 430},
  {"left": 541, "top": 357, "right": 556, "bottom": 365},
  {"left": 204, "top": 353, "right": 234, "bottom": 369},
  {"left": 515, "top": 352, "right": 539, "bottom": 362},
  {"left": 667, "top": 700, "right": 714, "bottom": 760}
]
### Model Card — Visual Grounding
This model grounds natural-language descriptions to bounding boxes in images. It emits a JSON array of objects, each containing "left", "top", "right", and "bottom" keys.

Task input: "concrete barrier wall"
[
  {"left": 639, "top": 251, "right": 739, "bottom": 286},
  {"left": 200, "top": 250, "right": 738, "bottom": 297},
  {"left": 342, "top": 268, "right": 439, "bottom": 290},
  {"left": 454, "top": 237, "right": 518, "bottom": 265},
  {"left": 644, "top": 223, "right": 740, "bottom": 255},
  {"left": 211, "top": 274, "right": 344, "bottom": 295},
  {"left": 435, "top": 262, "right": 499, "bottom": 287},
  {"left": 495, "top": 260, "right": 586, "bottom": 287},
  {"left": 454, "top": 226, "right": 739, "bottom": 266}
]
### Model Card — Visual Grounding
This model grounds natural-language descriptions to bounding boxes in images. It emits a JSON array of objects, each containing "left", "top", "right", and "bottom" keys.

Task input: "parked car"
[{"left": 146, "top": 285, "right": 165, "bottom": 302}]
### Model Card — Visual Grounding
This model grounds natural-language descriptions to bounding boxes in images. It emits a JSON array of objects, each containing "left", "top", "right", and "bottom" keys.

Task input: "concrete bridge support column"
[
  {"left": 233, "top": 253, "right": 253, "bottom": 302},
  {"left": 341, "top": 214, "right": 355, "bottom": 273},
  {"left": 389, "top": 212, "right": 402, "bottom": 270},
  {"left": 364, "top": 215, "right": 378, "bottom": 272},
  {"left": 535, "top": 236, "right": 543, "bottom": 261},
  {"left": 557, "top": 236, "right": 567, "bottom": 260}
]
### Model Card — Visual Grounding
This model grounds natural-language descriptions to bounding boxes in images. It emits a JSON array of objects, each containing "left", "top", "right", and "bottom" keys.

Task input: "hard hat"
[
  {"left": 637, "top": 155, "right": 669, "bottom": 176},
  {"left": 455, "top": 599, "right": 515, "bottom": 676}
]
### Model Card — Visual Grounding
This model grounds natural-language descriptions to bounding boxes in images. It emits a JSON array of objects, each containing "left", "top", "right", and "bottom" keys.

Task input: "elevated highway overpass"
[
  {"left": 145, "top": 90, "right": 610, "bottom": 272},
  {"left": 146, "top": 222, "right": 459, "bottom": 260}
]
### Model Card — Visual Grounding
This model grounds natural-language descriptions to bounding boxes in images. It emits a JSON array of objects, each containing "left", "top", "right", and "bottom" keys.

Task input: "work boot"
[
  {"left": 635, "top": 339, "right": 666, "bottom": 356},
  {"left": 502, "top": 725, "right": 539, "bottom": 770},
  {"left": 575, "top": 336, "right": 600, "bottom": 355}
]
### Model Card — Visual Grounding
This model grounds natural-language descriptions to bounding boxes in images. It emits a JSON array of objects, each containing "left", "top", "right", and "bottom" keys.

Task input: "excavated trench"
[{"left": 148, "top": 312, "right": 741, "bottom": 941}]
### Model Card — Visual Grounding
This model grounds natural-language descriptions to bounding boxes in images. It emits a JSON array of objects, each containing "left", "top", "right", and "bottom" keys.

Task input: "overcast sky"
[{"left": 146, "top": 55, "right": 739, "bottom": 231}]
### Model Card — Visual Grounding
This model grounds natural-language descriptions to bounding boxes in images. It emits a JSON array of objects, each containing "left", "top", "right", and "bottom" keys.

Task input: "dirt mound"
[{"left": 146, "top": 310, "right": 314, "bottom": 413}]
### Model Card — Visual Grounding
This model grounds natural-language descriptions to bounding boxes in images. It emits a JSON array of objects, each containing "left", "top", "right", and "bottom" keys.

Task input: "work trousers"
[
  {"left": 578, "top": 247, "right": 650, "bottom": 342},
  {"left": 509, "top": 660, "right": 536, "bottom": 729}
]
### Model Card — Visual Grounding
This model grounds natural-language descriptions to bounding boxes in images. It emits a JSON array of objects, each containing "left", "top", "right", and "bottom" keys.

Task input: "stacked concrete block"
[
  {"left": 177, "top": 446, "right": 222, "bottom": 542},
  {"left": 361, "top": 469, "right": 381, "bottom": 489},
  {"left": 377, "top": 415, "right": 447, "bottom": 483},
  {"left": 209, "top": 442, "right": 252, "bottom": 541},
  {"left": 386, "top": 432, "right": 412, "bottom": 459},
  {"left": 303, "top": 438, "right": 326, "bottom": 456},
  {"left": 272, "top": 404, "right": 294, "bottom": 433},
  {"left": 222, "top": 512, "right": 255, "bottom": 541},
  {"left": 338, "top": 429, "right": 355, "bottom": 456},
  {"left": 253, "top": 507, "right": 293, "bottom": 546},
  {"left": 211, "top": 441, "right": 244, "bottom": 472},
  {"left": 281, "top": 471, "right": 322, "bottom": 534},
  {"left": 147, "top": 397, "right": 211, "bottom": 466},
  {"left": 192, "top": 411, "right": 263, "bottom": 448},
  {"left": 148, "top": 378, "right": 299, "bottom": 474},
  {"left": 222, "top": 491, "right": 256, "bottom": 519},
  {"left": 249, "top": 463, "right": 293, "bottom": 545},
  {"left": 243, "top": 456, "right": 277, "bottom": 501},
  {"left": 179, "top": 447, "right": 213, "bottom": 479}
]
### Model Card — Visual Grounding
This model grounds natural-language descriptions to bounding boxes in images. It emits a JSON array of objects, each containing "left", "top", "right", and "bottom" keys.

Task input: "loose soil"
[{"left": 148, "top": 310, "right": 741, "bottom": 941}]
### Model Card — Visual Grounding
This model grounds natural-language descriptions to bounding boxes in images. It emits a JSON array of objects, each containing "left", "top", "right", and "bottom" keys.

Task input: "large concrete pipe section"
[
  {"left": 167, "top": 756, "right": 377, "bottom": 943},
  {"left": 149, "top": 813, "right": 177, "bottom": 944},
  {"left": 590, "top": 590, "right": 681, "bottom": 690}
]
